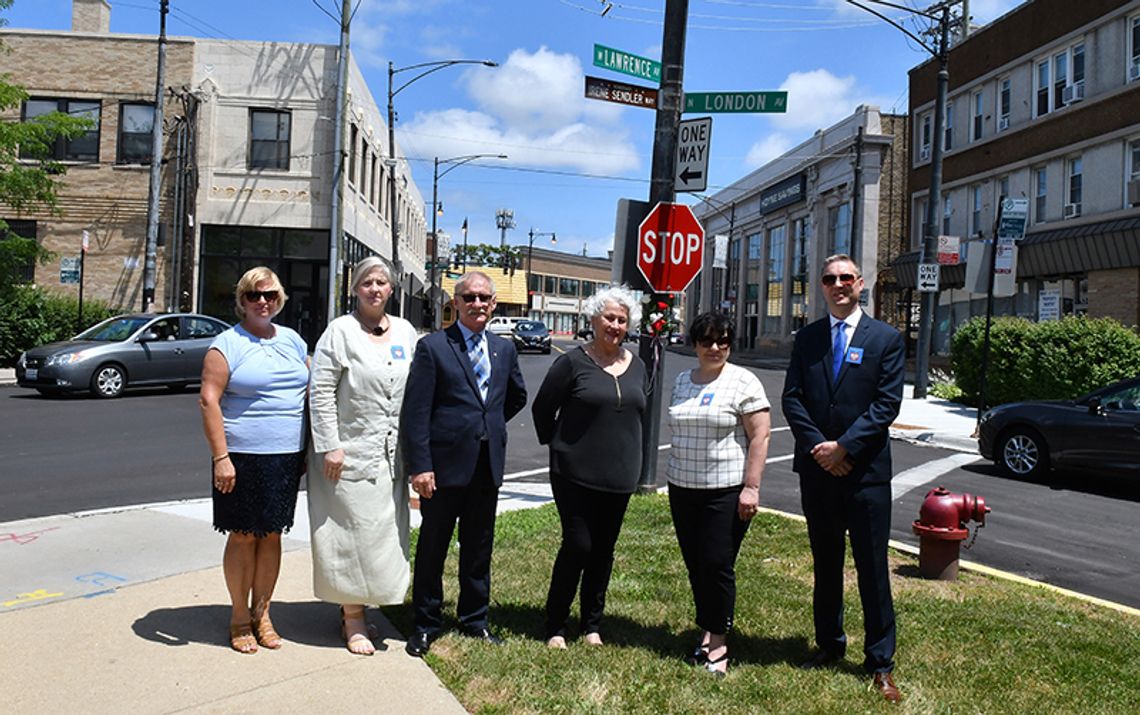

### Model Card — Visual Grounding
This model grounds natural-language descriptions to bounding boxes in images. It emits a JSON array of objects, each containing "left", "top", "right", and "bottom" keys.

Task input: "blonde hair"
[
  {"left": 233, "top": 266, "right": 288, "bottom": 319},
  {"left": 351, "top": 256, "right": 393, "bottom": 292}
]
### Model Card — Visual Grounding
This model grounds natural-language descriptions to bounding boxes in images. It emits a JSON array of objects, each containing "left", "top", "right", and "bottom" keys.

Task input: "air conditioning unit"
[
  {"left": 1130, "top": 61, "right": 1140, "bottom": 82},
  {"left": 1063, "top": 203, "right": 1081, "bottom": 219},
  {"left": 920, "top": 146, "right": 931, "bottom": 161},
  {"left": 998, "top": 116, "right": 1010, "bottom": 131},
  {"left": 1061, "top": 82, "right": 1085, "bottom": 104},
  {"left": 1127, "top": 179, "right": 1140, "bottom": 206}
]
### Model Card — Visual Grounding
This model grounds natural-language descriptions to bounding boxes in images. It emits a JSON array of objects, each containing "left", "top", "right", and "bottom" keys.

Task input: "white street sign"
[
  {"left": 937, "top": 235, "right": 960, "bottom": 264},
  {"left": 917, "top": 263, "right": 940, "bottom": 292},
  {"left": 675, "top": 117, "right": 711, "bottom": 193},
  {"left": 994, "top": 237, "right": 1016, "bottom": 274},
  {"left": 712, "top": 233, "right": 728, "bottom": 269}
]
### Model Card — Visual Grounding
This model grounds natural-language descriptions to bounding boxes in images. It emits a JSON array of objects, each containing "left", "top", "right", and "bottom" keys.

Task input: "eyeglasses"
[
  {"left": 460, "top": 293, "right": 494, "bottom": 303},
  {"left": 243, "top": 290, "right": 280, "bottom": 303},
  {"left": 696, "top": 336, "right": 731, "bottom": 349},
  {"left": 821, "top": 273, "right": 858, "bottom": 286}
]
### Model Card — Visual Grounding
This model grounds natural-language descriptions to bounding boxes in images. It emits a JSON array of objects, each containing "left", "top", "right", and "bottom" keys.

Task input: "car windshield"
[
  {"left": 516, "top": 321, "right": 545, "bottom": 332},
  {"left": 75, "top": 316, "right": 151, "bottom": 341}
]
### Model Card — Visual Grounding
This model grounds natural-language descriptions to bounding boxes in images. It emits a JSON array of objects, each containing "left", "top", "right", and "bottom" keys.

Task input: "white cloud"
[
  {"left": 772, "top": 68, "right": 894, "bottom": 132},
  {"left": 745, "top": 134, "right": 794, "bottom": 169},
  {"left": 400, "top": 47, "right": 640, "bottom": 175}
]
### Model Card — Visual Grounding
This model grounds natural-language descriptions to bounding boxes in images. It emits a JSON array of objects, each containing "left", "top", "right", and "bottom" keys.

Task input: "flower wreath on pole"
[{"left": 641, "top": 293, "right": 680, "bottom": 341}]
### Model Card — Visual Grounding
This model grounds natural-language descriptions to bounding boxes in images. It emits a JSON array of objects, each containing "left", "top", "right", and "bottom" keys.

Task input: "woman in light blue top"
[{"left": 200, "top": 266, "right": 309, "bottom": 654}]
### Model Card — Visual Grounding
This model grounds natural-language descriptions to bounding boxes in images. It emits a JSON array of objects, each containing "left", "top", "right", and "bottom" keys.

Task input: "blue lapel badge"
[
  {"left": 700, "top": 392, "right": 715, "bottom": 406},
  {"left": 391, "top": 345, "right": 406, "bottom": 360},
  {"left": 845, "top": 346, "right": 864, "bottom": 365}
]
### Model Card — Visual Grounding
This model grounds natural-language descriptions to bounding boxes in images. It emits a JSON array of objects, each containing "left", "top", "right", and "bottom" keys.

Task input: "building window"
[
  {"left": 943, "top": 101, "right": 954, "bottom": 151},
  {"left": 582, "top": 281, "right": 596, "bottom": 298},
  {"left": 21, "top": 98, "right": 100, "bottom": 161},
  {"left": 1034, "top": 166, "right": 1047, "bottom": 223},
  {"left": 1037, "top": 43, "right": 1086, "bottom": 117},
  {"left": 1128, "top": 139, "right": 1140, "bottom": 206},
  {"left": 764, "top": 224, "right": 785, "bottom": 334},
  {"left": 543, "top": 275, "right": 556, "bottom": 294},
  {"left": 359, "top": 136, "right": 369, "bottom": 189},
  {"left": 828, "top": 203, "right": 851, "bottom": 255},
  {"left": 347, "top": 124, "right": 358, "bottom": 184},
  {"left": 1053, "top": 50, "right": 1068, "bottom": 110},
  {"left": 747, "top": 233, "right": 762, "bottom": 260},
  {"left": 942, "top": 194, "right": 952, "bottom": 235},
  {"left": 998, "top": 175, "right": 1010, "bottom": 201},
  {"left": 1036, "top": 59, "right": 1051, "bottom": 116},
  {"left": 250, "top": 109, "right": 291, "bottom": 170},
  {"left": 0, "top": 220, "right": 37, "bottom": 283},
  {"left": 971, "top": 185, "right": 984, "bottom": 235},
  {"left": 790, "top": 218, "right": 809, "bottom": 330},
  {"left": 1067, "top": 156, "right": 1082, "bottom": 216},
  {"left": 116, "top": 103, "right": 154, "bottom": 164},
  {"left": 919, "top": 112, "right": 931, "bottom": 160},
  {"left": 971, "top": 91, "right": 984, "bottom": 142},
  {"left": 916, "top": 199, "right": 928, "bottom": 248},
  {"left": 1131, "top": 16, "right": 1140, "bottom": 81},
  {"left": 998, "top": 77, "right": 1011, "bottom": 131},
  {"left": 558, "top": 277, "right": 579, "bottom": 296}
]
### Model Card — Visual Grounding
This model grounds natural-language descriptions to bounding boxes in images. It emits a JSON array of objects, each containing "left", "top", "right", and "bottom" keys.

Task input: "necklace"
[{"left": 354, "top": 310, "right": 388, "bottom": 336}]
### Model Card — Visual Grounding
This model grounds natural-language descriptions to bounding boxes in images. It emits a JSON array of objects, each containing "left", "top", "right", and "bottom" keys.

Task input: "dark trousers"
[
  {"left": 411, "top": 445, "right": 498, "bottom": 637},
  {"left": 800, "top": 476, "right": 896, "bottom": 673},
  {"left": 544, "top": 475, "right": 632, "bottom": 639},
  {"left": 668, "top": 483, "right": 752, "bottom": 636}
]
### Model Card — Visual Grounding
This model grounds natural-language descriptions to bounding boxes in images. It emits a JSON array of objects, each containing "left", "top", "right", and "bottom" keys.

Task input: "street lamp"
[
  {"left": 388, "top": 58, "right": 497, "bottom": 321},
  {"left": 526, "top": 228, "right": 556, "bottom": 314},
  {"left": 428, "top": 153, "right": 507, "bottom": 329},
  {"left": 847, "top": 0, "right": 956, "bottom": 397}
]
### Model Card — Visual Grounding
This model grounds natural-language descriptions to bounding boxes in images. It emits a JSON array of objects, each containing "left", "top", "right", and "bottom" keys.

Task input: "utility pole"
[
  {"left": 638, "top": 0, "right": 689, "bottom": 493},
  {"left": 141, "top": 0, "right": 168, "bottom": 312},
  {"left": 850, "top": 125, "right": 864, "bottom": 262},
  {"left": 327, "top": 0, "right": 351, "bottom": 325}
]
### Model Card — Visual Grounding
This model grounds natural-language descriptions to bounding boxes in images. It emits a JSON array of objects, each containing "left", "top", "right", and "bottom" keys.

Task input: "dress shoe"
[
  {"left": 798, "top": 649, "right": 843, "bottom": 670},
  {"left": 872, "top": 672, "right": 901, "bottom": 703},
  {"left": 461, "top": 627, "right": 504, "bottom": 646},
  {"left": 405, "top": 631, "right": 432, "bottom": 658}
]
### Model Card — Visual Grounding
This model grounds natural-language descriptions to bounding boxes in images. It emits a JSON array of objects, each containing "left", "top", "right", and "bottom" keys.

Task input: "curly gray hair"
[{"left": 582, "top": 284, "right": 642, "bottom": 326}]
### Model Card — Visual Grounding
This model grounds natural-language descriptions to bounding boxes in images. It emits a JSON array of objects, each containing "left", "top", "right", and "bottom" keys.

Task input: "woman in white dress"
[{"left": 307, "top": 256, "right": 417, "bottom": 655}]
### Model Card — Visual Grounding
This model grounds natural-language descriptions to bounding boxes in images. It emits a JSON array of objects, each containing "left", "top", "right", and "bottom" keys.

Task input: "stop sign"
[{"left": 637, "top": 202, "right": 705, "bottom": 292}]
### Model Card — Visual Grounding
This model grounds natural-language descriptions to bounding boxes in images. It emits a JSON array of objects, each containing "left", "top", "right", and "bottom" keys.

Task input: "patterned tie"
[
  {"left": 469, "top": 332, "right": 491, "bottom": 401},
  {"left": 832, "top": 321, "right": 847, "bottom": 380}
]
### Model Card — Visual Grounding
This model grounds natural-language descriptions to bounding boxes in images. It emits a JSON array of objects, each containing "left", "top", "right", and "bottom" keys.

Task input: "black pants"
[
  {"left": 669, "top": 483, "right": 752, "bottom": 636},
  {"left": 800, "top": 476, "right": 895, "bottom": 673},
  {"left": 411, "top": 444, "right": 498, "bottom": 637},
  {"left": 544, "top": 475, "right": 632, "bottom": 639}
]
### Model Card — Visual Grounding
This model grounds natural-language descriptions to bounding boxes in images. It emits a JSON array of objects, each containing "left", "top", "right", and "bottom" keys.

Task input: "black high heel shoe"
[
  {"left": 684, "top": 642, "right": 709, "bottom": 666},
  {"left": 704, "top": 650, "right": 729, "bottom": 678}
]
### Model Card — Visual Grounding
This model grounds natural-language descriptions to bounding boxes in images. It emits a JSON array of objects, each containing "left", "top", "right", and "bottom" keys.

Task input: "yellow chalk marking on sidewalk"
[{"left": 3, "top": 589, "right": 64, "bottom": 607}]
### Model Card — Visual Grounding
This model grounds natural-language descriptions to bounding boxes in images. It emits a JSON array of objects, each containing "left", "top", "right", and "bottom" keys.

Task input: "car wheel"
[
  {"left": 543, "top": 347, "right": 551, "bottom": 354},
  {"left": 90, "top": 364, "right": 126, "bottom": 399},
  {"left": 998, "top": 427, "right": 1049, "bottom": 479}
]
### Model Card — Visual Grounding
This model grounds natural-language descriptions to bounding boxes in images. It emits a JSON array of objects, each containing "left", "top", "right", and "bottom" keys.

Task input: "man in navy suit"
[
  {"left": 782, "top": 254, "right": 904, "bottom": 703},
  {"left": 401, "top": 271, "right": 527, "bottom": 657}
]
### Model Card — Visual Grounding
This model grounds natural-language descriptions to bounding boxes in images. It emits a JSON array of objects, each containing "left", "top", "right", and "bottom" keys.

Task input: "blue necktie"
[
  {"left": 832, "top": 321, "right": 847, "bottom": 380},
  {"left": 469, "top": 332, "right": 490, "bottom": 401}
]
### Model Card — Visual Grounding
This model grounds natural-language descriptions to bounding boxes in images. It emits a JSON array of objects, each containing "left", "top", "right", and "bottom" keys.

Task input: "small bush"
[
  {"left": 950, "top": 315, "right": 1140, "bottom": 406},
  {"left": 0, "top": 285, "right": 116, "bottom": 366}
]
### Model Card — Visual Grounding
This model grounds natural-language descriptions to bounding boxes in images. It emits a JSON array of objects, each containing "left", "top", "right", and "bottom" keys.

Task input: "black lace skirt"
[{"left": 212, "top": 451, "right": 303, "bottom": 538}]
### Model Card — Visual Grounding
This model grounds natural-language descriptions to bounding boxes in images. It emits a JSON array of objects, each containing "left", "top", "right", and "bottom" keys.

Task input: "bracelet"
[{"left": 212, "top": 453, "right": 230, "bottom": 464}]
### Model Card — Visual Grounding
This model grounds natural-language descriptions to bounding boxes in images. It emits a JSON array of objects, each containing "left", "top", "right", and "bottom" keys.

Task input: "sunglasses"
[
  {"left": 696, "top": 336, "right": 731, "bottom": 349},
  {"left": 459, "top": 293, "right": 494, "bottom": 303},
  {"left": 243, "top": 290, "right": 280, "bottom": 302},
  {"left": 821, "top": 273, "right": 858, "bottom": 286}
]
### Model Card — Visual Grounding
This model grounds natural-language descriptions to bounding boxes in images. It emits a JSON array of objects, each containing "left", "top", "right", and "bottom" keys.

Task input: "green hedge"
[
  {"left": 950, "top": 315, "right": 1140, "bottom": 407},
  {"left": 0, "top": 285, "right": 117, "bottom": 366}
]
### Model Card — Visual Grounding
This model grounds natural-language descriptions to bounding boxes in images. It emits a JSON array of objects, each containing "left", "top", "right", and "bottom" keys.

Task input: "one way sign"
[{"left": 675, "top": 117, "right": 711, "bottom": 194}]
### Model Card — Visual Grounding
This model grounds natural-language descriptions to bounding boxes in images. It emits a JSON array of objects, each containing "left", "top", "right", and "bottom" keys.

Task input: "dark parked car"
[
  {"left": 511, "top": 320, "right": 552, "bottom": 354},
  {"left": 978, "top": 375, "right": 1140, "bottom": 480},
  {"left": 574, "top": 327, "right": 593, "bottom": 340},
  {"left": 16, "top": 313, "right": 230, "bottom": 398}
]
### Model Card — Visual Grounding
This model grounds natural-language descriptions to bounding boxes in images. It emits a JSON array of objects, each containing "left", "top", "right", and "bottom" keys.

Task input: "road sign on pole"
[
  {"left": 593, "top": 43, "right": 661, "bottom": 83},
  {"left": 683, "top": 91, "right": 787, "bottom": 114},
  {"left": 637, "top": 202, "right": 705, "bottom": 293},
  {"left": 674, "top": 117, "right": 711, "bottom": 193},
  {"left": 60, "top": 256, "right": 81, "bottom": 284},
  {"left": 584, "top": 75, "right": 658, "bottom": 110},
  {"left": 937, "top": 235, "right": 960, "bottom": 264},
  {"left": 997, "top": 197, "right": 1030, "bottom": 240},
  {"left": 917, "top": 263, "right": 940, "bottom": 292}
]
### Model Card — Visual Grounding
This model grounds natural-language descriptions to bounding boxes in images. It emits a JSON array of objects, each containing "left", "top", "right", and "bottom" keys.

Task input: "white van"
[{"left": 487, "top": 316, "right": 525, "bottom": 336}]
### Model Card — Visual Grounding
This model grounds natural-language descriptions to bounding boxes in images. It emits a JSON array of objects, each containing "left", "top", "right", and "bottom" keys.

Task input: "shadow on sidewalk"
[{"left": 131, "top": 600, "right": 404, "bottom": 650}]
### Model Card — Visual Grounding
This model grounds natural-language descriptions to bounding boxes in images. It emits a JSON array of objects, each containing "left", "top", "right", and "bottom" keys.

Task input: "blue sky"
[{"left": 7, "top": 0, "right": 1020, "bottom": 257}]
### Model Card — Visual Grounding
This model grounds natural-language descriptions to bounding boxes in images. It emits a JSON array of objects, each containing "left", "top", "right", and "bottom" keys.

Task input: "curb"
[{"left": 889, "top": 428, "right": 978, "bottom": 454}]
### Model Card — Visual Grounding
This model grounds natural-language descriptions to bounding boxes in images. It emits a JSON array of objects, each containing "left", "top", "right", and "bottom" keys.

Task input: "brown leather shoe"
[{"left": 872, "top": 672, "right": 900, "bottom": 703}]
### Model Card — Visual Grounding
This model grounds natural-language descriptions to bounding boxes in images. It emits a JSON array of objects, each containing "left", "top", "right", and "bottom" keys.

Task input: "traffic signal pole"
[{"left": 637, "top": 0, "right": 689, "bottom": 493}]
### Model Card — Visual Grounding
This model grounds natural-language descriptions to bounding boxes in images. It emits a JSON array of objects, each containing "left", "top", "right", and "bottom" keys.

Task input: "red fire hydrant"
[{"left": 912, "top": 486, "right": 990, "bottom": 580}]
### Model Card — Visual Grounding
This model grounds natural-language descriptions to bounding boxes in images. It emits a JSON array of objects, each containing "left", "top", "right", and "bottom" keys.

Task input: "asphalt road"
[{"left": 3, "top": 338, "right": 1138, "bottom": 608}]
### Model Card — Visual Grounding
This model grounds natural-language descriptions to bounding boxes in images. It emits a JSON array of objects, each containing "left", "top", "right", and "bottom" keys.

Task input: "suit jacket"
[
  {"left": 781, "top": 313, "right": 904, "bottom": 485},
  {"left": 400, "top": 323, "right": 527, "bottom": 488}
]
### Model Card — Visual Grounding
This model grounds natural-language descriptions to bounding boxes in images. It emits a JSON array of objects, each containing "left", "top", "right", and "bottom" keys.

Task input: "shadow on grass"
[{"left": 132, "top": 600, "right": 400, "bottom": 651}]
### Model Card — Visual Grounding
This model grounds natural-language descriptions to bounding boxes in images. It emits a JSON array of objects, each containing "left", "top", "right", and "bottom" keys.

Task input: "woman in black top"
[{"left": 532, "top": 285, "right": 647, "bottom": 648}]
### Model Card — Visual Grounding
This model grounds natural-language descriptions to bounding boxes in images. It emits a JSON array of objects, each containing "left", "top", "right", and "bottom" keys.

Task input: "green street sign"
[
  {"left": 593, "top": 43, "right": 661, "bottom": 84},
  {"left": 684, "top": 91, "right": 788, "bottom": 114}
]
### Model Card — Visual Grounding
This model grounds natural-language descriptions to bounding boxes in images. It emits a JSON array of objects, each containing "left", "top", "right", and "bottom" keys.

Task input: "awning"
[{"left": 891, "top": 216, "right": 1140, "bottom": 288}]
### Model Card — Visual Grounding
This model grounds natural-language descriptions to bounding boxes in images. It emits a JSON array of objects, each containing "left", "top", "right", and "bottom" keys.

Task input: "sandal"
[
  {"left": 340, "top": 606, "right": 376, "bottom": 656},
  {"left": 252, "top": 616, "right": 283, "bottom": 649},
  {"left": 704, "top": 649, "right": 729, "bottom": 679},
  {"left": 685, "top": 642, "right": 709, "bottom": 666},
  {"left": 229, "top": 622, "right": 258, "bottom": 654}
]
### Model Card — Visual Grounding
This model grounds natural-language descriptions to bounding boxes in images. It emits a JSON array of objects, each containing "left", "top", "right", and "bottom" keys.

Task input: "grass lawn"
[{"left": 384, "top": 495, "right": 1140, "bottom": 714}]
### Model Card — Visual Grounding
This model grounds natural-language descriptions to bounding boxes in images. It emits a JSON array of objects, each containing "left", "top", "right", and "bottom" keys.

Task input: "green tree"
[{"left": 0, "top": 0, "right": 92, "bottom": 290}]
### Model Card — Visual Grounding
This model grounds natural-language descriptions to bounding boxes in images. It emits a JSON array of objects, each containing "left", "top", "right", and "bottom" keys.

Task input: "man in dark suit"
[
  {"left": 782, "top": 254, "right": 905, "bottom": 703},
  {"left": 401, "top": 271, "right": 527, "bottom": 657}
]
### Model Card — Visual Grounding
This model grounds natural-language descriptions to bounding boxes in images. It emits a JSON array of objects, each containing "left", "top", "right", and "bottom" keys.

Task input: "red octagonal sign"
[{"left": 637, "top": 201, "right": 705, "bottom": 293}]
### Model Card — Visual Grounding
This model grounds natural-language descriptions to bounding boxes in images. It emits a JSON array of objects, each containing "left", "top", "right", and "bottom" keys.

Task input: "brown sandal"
[
  {"left": 230, "top": 622, "right": 258, "bottom": 654},
  {"left": 252, "top": 616, "right": 283, "bottom": 649}
]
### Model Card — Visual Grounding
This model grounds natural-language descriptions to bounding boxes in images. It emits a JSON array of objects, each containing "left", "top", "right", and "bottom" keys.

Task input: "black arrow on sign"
[{"left": 679, "top": 166, "right": 703, "bottom": 185}]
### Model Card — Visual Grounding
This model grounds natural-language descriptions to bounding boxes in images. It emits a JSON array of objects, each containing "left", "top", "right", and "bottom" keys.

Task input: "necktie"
[
  {"left": 832, "top": 321, "right": 847, "bottom": 380},
  {"left": 469, "top": 332, "right": 491, "bottom": 401}
]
